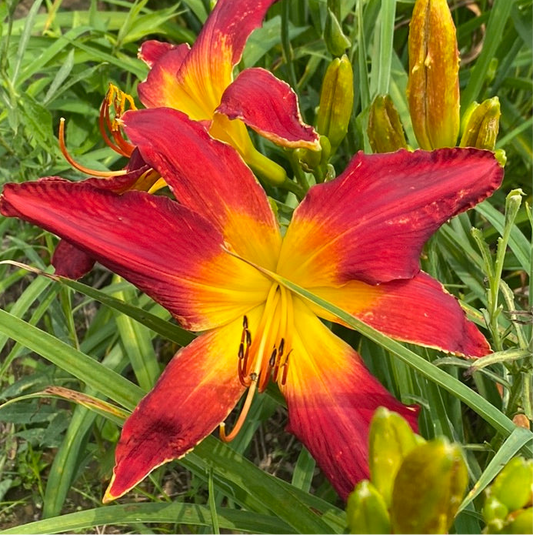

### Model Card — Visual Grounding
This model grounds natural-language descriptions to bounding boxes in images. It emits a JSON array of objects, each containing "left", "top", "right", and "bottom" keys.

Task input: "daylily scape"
[{"left": 0, "top": 106, "right": 503, "bottom": 499}]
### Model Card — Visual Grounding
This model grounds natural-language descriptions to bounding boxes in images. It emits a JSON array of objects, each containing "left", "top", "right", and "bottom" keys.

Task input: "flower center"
[{"left": 219, "top": 283, "right": 294, "bottom": 443}]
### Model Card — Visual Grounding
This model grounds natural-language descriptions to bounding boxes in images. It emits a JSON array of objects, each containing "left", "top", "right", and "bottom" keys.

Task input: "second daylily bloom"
[
  {"left": 0, "top": 109, "right": 503, "bottom": 501},
  {"left": 137, "top": 0, "right": 320, "bottom": 183}
]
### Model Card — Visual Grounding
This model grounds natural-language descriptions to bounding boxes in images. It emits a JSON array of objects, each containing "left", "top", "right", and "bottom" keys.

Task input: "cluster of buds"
[
  {"left": 297, "top": 1, "right": 353, "bottom": 182},
  {"left": 367, "top": 0, "right": 502, "bottom": 156},
  {"left": 346, "top": 408, "right": 468, "bottom": 534},
  {"left": 482, "top": 456, "right": 533, "bottom": 534}
]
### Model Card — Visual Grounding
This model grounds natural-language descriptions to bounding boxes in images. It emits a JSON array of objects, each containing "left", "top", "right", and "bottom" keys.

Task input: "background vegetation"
[{"left": 0, "top": 0, "right": 531, "bottom": 532}]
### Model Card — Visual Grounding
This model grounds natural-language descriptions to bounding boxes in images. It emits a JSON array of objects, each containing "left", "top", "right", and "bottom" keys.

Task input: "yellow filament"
[
  {"left": 220, "top": 285, "right": 280, "bottom": 442},
  {"left": 59, "top": 118, "right": 129, "bottom": 178},
  {"left": 147, "top": 177, "right": 168, "bottom": 194}
]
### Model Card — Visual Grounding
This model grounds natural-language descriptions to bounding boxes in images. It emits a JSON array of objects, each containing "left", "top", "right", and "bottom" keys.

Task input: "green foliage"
[{"left": 0, "top": 0, "right": 531, "bottom": 533}]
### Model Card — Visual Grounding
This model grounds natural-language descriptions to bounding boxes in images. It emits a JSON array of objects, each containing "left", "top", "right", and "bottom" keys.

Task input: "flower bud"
[
  {"left": 390, "top": 437, "right": 468, "bottom": 534},
  {"left": 324, "top": 9, "right": 351, "bottom": 57},
  {"left": 483, "top": 495, "right": 509, "bottom": 533},
  {"left": 317, "top": 55, "right": 354, "bottom": 151},
  {"left": 460, "top": 97, "right": 501, "bottom": 150},
  {"left": 407, "top": 0, "right": 460, "bottom": 149},
  {"left": 368, "top": 407, "right": 420, "bottom": 507},
  {"left": 367, "top": 95, "right": 408, "bottom": 153},
  {"left": 346, "top": 480, "right": 391, "bottom": 534},
  {"left": 489, "top": 457, "right": 533, "bottom": 512},
  {"left": 509, "top": 508, "right": 533, "bottom": 534}
]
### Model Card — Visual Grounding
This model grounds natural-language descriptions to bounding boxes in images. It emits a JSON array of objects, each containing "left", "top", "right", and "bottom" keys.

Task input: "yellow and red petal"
[
  {"left": 138, "top": 40, "right": 189, "bottom": 68},
  {"left": 138, "top": 0, "right": 277, "bottom": 120},
  {"left": 137, "top": 42, "right": 194, "bottom": 110},
  {"left": 277, "top": 148, "right": 504, "bottom": 287},
  {"left": 280, "top": 299, "right": 419, "bottom": 500},
  {"left": 310, "top": 271, "right": 490, "bottom": 358},
  {"left": 0, "top": 180, "right": 270, "bottom": 331},
  {"left": 217, "top": 68, "right": 320, "bottom": 150},
  {"left": 123, "top": 108, "right": 282, "bottom": 270},
  {"left": 104, "top": 316, "right": 249, "bottom": 501}
]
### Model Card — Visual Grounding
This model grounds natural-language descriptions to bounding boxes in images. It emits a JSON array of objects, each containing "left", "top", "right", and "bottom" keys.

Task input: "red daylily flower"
[
  {"left": 137, "top": 0, "right": 319, "bottom": 176},
  {"left": 0, "top": 108, "right": 504, "bottom": 501}
]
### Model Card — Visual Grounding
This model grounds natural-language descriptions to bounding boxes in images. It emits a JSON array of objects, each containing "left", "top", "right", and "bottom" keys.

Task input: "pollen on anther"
[
  {"left": 269, "top": 348, "right": 277, "bottom": 367},
  {"left": 243, "top": 315, "right": 248, "bottom": 329},
  {"left": 238, "top": 343, "right": 244, "bottom": 359},
  {"left": 278, "top": 338, "right": 285, "bottom": 356},
  {"left": 245, "top": 330, "right": 252, "bottom": 346}
]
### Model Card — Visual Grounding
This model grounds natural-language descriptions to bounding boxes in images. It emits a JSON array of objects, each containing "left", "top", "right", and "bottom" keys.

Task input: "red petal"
[
  {"left": 217, "top": 68, "right": 320, "bottom": 150},
  {"left": 310, "top": 271, "right": 490, "bottom": 357},
  {"left": 52, "top": 240, "right": 96, "bottom": 279},
  {"left": 137, "top": 42, "right": 192, "bottom": 108},
  {"left": 104, "top": 318, "right": 247, "bottom": 501},
  {"left": 137, "top": 0, "right": 277, "bottom": 118},
  {"left": 138, "top": 40, "right": 188, "bottom": 68},
  {"left": 1, "top": 180, "right": 270, "bottom": 331},
  {"left": 281, "top": 299, "right": 419, "bottom": 500},
  {"left": 123, "top": 108, "right": 281, "bottom": 270},
  {"left": 278, "top": 149, "right": 504, "bottom": 286}
]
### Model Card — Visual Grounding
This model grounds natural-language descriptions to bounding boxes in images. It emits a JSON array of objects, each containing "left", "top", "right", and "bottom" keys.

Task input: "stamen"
[
  {"left": 243, "top": 315, "right": 248, "bottom": 329},
  {"left": 98, "top": 84, "right": 136, "bottom": 158},
  {"left": 269, "top": 347, "right": 277, "bottom": 367},
  {"left": 59, "top": 118, "right": 129, "bottom": 178},
  {"left": 219, "top": 375, "right": 258, "bottom": 443},
  {"left": 238, "top": 343, "right": 244, "bottom": 359}
]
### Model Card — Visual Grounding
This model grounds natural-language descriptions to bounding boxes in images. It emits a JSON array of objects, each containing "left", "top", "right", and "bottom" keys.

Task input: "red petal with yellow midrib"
[
  {"left": 278, "top": 149, "right": 504, "bottom": 287},
  {"left": 123, "top": 108, "right": 282, "bottom": 270},
  {"left": 104, "top": 319, "right": 247, "bottom": 501},
  {"left": 281, "top": 299, "right": 419, "bottom": 500},
  {"left": 310, "top": 271, "right": 490, "bottom": 358},
  {"left": 217, "top": 68, "right": 320, "bottom": 150},
  {"left": 1, "top": 179, "right": 269, "bottom": 331}
]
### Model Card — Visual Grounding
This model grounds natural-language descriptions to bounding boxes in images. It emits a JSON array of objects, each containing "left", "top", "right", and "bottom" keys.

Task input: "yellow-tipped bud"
[
  {"left": 368, "top": 95, "right": 408, "bottom": 154},
  {"left": 317, "top": 55, "right": 354, "bottom": 151},
  {"left": 347, "top": 480, "right": 391, "bottom": 534},
  {"left": 407, "top": 0, "right": 460, "bottom": 149},
  {"left": 460, "top": 97, "right": 501, "bottom": 150},
  {"left": 390, "top": 437, "right": 468, "bottom": 534}
]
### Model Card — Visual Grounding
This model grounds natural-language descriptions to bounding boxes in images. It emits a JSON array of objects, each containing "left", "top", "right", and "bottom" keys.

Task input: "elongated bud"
[
  {"left": 390, "top": 437, "right": 468, "bottom": 534},
  {"left": 489, "top": 457, "right": 533, "bottom": 512},
  {"left": 369, "top": 407, "right": 420, "bottom": 507},
  {"left": 324, "top": 9, "right": 351, "bottom": 57},
  {"left": 368, "top": 95, "right": 408, "bottom": 153},
  {"left": 407, "top": 0, "right": 460, "bottom": 149},
  {"left": 460, "top": 97, "right": 501, "bottom": 150},
  {"left": 346, "top": 480, "right": 391, "bottom": 534},
  {"left": 317, "top": 55, "right": 354, "bottom": 151}
]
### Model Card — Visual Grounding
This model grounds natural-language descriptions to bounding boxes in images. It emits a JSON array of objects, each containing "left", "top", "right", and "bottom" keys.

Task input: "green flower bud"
[
  {"left": 490, "top": 457, "right": 533, "bottom": 512},
  {"left": 483, "top": 495, "right": 509, "bottom": 532},
  {"left": 368, "top": 95, "right": 408, "bottom": 154},
  {"left": 460, "top": 97, "right": 501, "bottom": 150},
  {"left": 407, "top": 0, "right": 460, "bottom": 149},
  {"left": 390, "top": 437, "right": 468, "bottom": 534},
  {"left": 317, "top": 55, "right": 354, "bottom": 151},
  {"left": 509, "top": 508, "right": 533, "bottom": 534},
  {"left": 347, "top": 480, "right": 391, "bottom": 534},
  {"left": 324, "top": 9, "right": 351, "bottom": 57},
  {"left": 369, "top": 407, "right": 420, "bottom": 507}
]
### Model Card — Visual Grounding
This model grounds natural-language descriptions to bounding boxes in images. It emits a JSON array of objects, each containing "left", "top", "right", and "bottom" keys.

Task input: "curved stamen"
[
  {"left": 219, "top": 376, "right": 258, "bottom": 443},
  {"left": 59, "top": 119, "right": 129, "bottom": 178}
]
